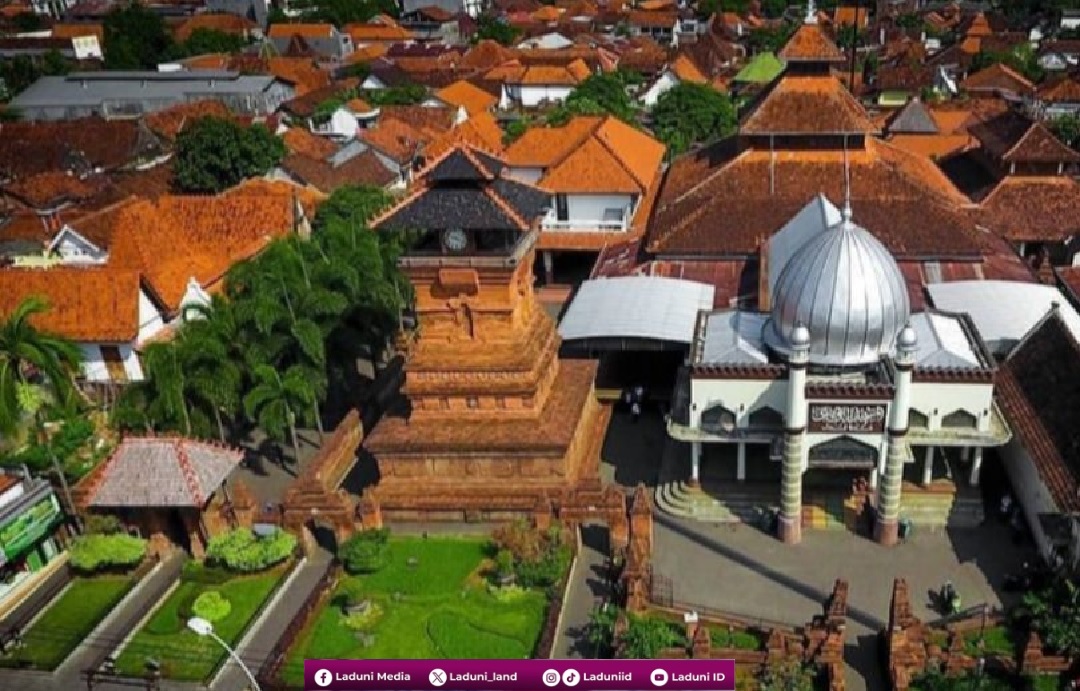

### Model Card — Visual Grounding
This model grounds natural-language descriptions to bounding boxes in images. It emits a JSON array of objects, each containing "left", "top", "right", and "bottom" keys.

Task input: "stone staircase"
[
  {"left": 899, "top": 487, "right": 985, "bottom": 528},
  {"left": 657, "top": 479, "right": 985, "bottom": 530},
  {"left": 655, "top": 480, "right": 779, "bottom": 524}
]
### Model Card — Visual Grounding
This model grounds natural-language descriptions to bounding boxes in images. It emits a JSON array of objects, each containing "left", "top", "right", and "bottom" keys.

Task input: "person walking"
[{"left": 631, "top": 400, "right": 641, "bottom": 423}]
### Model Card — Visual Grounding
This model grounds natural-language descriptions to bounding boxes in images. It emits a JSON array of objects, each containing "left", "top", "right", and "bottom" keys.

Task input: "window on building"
[
  {"left": 466, "top": 397, "right": 479, "bottom": 409},
  {"left": 439, "top": 397, "right": 450, "bottom": 410},
  {"left": 700, "top": 403, "right": 736, "bottom": 432},
  {"left": 555, "top": 194, "right": 569, "bottom": 222},
  {"left": 909, "top": 409, "right": 929, "bottom": 428},
  {"left": 941, "top": 409, "right": 977, "bottom": 430},
  {"left": 747, "top": 406, "right": 784, "bottom": 428},
  {"left": 99, "top": 346, "right": 127, "bottom": 383}
]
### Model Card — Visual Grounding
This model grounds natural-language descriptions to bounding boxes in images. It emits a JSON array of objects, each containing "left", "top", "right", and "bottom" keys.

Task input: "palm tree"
[
  {"left": 0, "top": 296, "right": 83, "bottom": 437},
  {"left": 176, "top": 325, "right": 241, "bottom": 442},
  {"left": 243, "top": 364, "right": 315, "bottom": 465},
  {"left": 139, "top": 342, "right": 191, "bottom": 436}
]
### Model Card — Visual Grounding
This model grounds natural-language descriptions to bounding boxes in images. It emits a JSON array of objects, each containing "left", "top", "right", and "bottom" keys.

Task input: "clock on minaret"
[{"left": 442, "top": 228, "right": 468, "bottom": 253}]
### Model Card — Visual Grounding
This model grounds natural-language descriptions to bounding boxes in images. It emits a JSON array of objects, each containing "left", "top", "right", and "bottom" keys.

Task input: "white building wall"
[
  {"left": 79, "top": 344, "right": 108, "bottom": 382},
  {"left": 565, "top": 194, "right": 634, "bottom": 221},
  {"left": 689, "top": 378, "right": 788, "bottom": 427},
  {"left": 137, "top": 288, "right": 166, "bottom": 343},
  {"left": 325, "top": 109, "right": 359, "bottom": 138},
  {"left": 505, "top": 85, "right": 574, "bottom": 108},
  {"left": 1000, "top": 437, "right": 1056, "bottom": 560},
  {"left": 506, "top": 167, "right": 544, "bottom": 184},
  {"left": 641, "top": 71, "right": 679, "bottom": 108},
  {"left": 119, "top": 344, "right": 143, "bottom": 381},
  {"left": 909, "top": 381, "right": 994, "bottom": 432}
]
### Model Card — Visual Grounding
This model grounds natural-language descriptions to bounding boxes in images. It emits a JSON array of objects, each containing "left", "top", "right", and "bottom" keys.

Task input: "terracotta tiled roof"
[
  {"left": 281, "top": 150, "right": 396, "bottom": 192},
  {"left": 976, "top": 177, "right": 1080, "bottom": 242},
  {"left": 423, "top": 112, "right": 504, "bottom": 160},
  {"left": 459, "top": 40, "right": 517, "bottom": 70},
  {"left": 106, "top": 193, "right": 299, "bottom": 311},
  {"left": 627, "top": 10, "right": 677, "bottom": 29},
  {"left": 777, "top": 22, "right": 845, "bottom": 63},
  {"left": 142, "top": 100, "right": 231, "bottom": 140},
  {"left": 648, "top": 137, "right": 978, "bottom": 257},
  {"left": 969, "top": 112, "right": 1080, "bottom": 163},
  {"left": 230, "top": 177, "right": 325, "bottom": 218},
  {"left": 0, "top": 119, "right": 161, "bottom": 181},
  {"left": 876, "top": 59, "right": 935, "bottom": 92},
  {"left": 1038, "top": 72, "right": 1080, "bottom": 103},
  {"left": 268, "top": 22, "right": 335, "bottom": 39},
  {"left": 279, "top": 78, "right": 360, "bottom": 118},
  {"left": 282, "top": 126, "right": 338, "bottom": 159},
  {"left": 344, "top": 21, "right": 413, "bottom": 42},
  {"left": 88, "top": 437, "right": 244, "bottom": 507},
  {"left": 740, "top": 74, "right": 878, "bottom": 135},
  {"left": 173, "top": 13, "right": 255, "bottom": 42},
  {"left": 996, "top": 312, "right": 1080, "bottom": 513},
  {"left": 670, "top": 54, "right": 707, "bottom": 83},
  {"left": 500, "top": 59, "right": 592, "bottom": 85},
  {"left": 345, "top": 97, "right": 374, "bottom": 113},
  {"left": 50, "top": 22, "right": 104, "bottom": 42},
  {"left": 831, "top": 6, "right": 867, "bottom": 28},
  {"left": 3, "top": 171, "right": 102, "bottom": 210},
  {"left": 360, "top": 118, "right": 425, "bottom": 164},
  {"left": 0, "top": 266, "right": 141, "bottom": 342},
  {"left": 960, "top": 62, "right": 1035, "bottom": 95},
  {"left": 533, "top": 5, "right": 561, "bottom": 21},
  {"left": 380, "top": 105, "right": 456, "bottom": 136},
  {"left": 436, "top": 79, "right": 498, "bottom": 115}
]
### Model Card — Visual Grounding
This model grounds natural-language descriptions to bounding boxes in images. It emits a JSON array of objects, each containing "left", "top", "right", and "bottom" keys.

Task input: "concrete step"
[
  {"left": 900, "top": 492, "right": 984, "bottom": 528},
  {"left": 656, "top": 481, "right": 779, "bottom": 523}
]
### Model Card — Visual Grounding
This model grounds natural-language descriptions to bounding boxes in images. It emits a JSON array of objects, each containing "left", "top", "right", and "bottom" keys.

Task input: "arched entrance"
[
  {"left": 805, "top": 437, "right": 877, "bottom": 531},
  {"left": 308, "top": 520, "right": 339, "bottom": 554}
]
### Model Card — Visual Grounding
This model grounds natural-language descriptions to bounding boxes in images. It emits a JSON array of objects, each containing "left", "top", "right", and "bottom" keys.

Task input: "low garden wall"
[
  {"left": 624, "top": 579, "right": 849, "bottom": 691},
  {"left": 257, "top": 558, "right": 341, "bottom": 691},
  {"left": 885, "top": 578, "right": 1072, "bottom": 690},
  {"left": 534, "top": 522, "right": 581, "bottom": 659}
]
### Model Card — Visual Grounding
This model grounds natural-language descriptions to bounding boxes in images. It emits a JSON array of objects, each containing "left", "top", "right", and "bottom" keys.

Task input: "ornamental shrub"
[
  {"left": 339, "top": 529, "right": 390, "bottom": 575},
  {"left": 84, "top": 514, "right": 124, "bottom": 535},
  {"left": 192, "top": 591, "right": 232, "bottom": 622},
  {"left": 68, "top": 533, "right": 147, "bottom": 573},
  {"left": 205, "top": 528, "right": 296, "bottom": 572}
]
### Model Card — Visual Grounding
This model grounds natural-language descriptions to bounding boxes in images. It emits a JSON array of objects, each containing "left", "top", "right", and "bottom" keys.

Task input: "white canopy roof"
[
  {"left": 926, "top": 280, "right": 1080, "bottom": 352},
  {"left": 559, "top": 276, "right": 715, "bottom": 344}
]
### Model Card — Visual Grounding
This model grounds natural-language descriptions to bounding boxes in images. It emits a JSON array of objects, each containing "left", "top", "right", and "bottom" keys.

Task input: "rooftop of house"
[
  {"left": 267, "top": 22, "right": 337, "bottom": 40},
  {"left": 503, "top": 115, "right": 666, "bottom": 195},
  {"left": 996, "top": 310, "right": 1080, "bottom": 514},
  {"left": 435, "top": 79, "right": 498, "bottom": 115},
  {"left": 86, "top": 437, "right": 244, "bottom": 508}
]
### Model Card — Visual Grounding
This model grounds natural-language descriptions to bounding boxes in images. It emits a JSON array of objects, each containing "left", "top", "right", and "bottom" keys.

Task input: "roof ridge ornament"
[
  {"left": 805, "top": 0, "right": 818, "bottom": 24},
  {"left": 841, "top": 139, "right": 854, "bottom": 229}
]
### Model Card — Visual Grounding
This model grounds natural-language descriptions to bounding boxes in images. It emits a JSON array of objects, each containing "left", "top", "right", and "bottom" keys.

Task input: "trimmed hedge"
[
  {"left": 69, "top": 534, "right": 148, "bottom": 573},
  {"left": 205, "top": 528, "right": 295, "bottom": 572}
]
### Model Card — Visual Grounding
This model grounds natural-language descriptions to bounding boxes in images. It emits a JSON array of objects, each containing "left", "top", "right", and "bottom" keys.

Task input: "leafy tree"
[
  {"left": 175, "top": 315, "right": 242, "bottom": 441},
  {"left": 759, "top": 0, "right": 787, "bottom": 17},
  {"left": 491, "top": 518, "right": 546, "bottom": 562},
  {"left": 205, "top": 527, "right": 296, "bottom": 571},
  {"left": 895, "top": 12, "right": 922, "bottom": 28},
  {"left": 653, "top": 82, "right": 737, "bottom": 156},
  {"left": 69, "top": 533, "right": 148, "bottom": 572},
  {"left": 0, "top": 296, "right": 82, "bottom": 438},
  {"left": 0, "top": 51, "right": 72, "bottom": 103},
  {"left": 747, "top": 24, "right": 796, "bottom": 54},
  {"left": 758, "top": 661, "right": 817, "bottom": 691},
  {"left": 1019, "top": 575, "right": 1080, "bottom": 657},
  {"left": 315, "top": 186, "right": 393, "bottom": 229},
  {"left": 364, "top": 84, "right": 428, "bottom": 106},
  {"left": 174, "top": 116, "right": 285, "bottom": 194},
  {"left": 304, "top": 0, "right": 397, "bottom": 25},
  {"left": 243, "top": 363, "right": 315, "bottom": 462},
  {"left": 339, "top": 528, "right": 390, "bottom": 574},
  {"left": 587, "top": 604, "right": 617, "bottom": 655},
  {"left": 12, "top": 12, "right": 45, "bottom": 32},
  {"left": 618, "top": 615, "right": 681, "bottom": 659},
  {"left": 970, "top": 43, "right": 1044, "bottom": 83},
  {"left": 1050, "top": 114, "right": 1080, "bottom": 149},
  {"left": 570, "top": 72, "right": 636, "bottom": 121},
  {"left": 835, "top": 25, "right": 865, "bottom": 50},
  {"left": 192, "top": 591, "right": 232, "bottom": 622},
  {"left": 84, "top": 514, "right": 124, "bottom": 535},
  {"left": 475, "top": 14, "right": 520, "bottom": 46},
  {"left": 167, "top": 28, "right": 247, "bottom": 60},
  {"left": 103, "top": 2, "right": 174, "bottom": 69}
]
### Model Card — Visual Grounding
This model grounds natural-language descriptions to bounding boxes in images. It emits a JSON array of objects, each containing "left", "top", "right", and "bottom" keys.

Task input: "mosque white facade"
[{"left": 667, "top": 195, "right": 1012, "bottom": 545}]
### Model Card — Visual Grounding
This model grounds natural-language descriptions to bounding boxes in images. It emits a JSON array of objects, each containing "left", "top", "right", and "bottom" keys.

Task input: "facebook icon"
[{"left": 315, "top": 668, "right": 334, "bottom": 687}]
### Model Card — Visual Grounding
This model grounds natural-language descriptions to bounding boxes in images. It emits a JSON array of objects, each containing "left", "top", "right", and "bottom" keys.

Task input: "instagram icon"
[{"left": 542, "top": 670, "right": 561, "bottom": 687}]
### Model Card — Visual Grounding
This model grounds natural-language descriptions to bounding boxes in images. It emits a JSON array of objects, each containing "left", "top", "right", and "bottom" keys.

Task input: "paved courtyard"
[{"left": 598, "top": 407, "right": 1035, "bottom": 689}]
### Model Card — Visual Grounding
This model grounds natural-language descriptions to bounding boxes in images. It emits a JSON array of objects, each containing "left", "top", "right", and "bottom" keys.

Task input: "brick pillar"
[{"left": 779, "top": 431, "right": 804, "bottom": 544}]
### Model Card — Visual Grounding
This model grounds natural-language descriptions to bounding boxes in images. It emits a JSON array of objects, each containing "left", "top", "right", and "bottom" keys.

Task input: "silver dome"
[{"left": 765, "top": 206, "right": 910, "bottom": 366}]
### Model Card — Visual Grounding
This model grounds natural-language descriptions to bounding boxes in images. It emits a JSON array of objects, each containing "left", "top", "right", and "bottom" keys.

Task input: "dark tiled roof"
[
  {"left": 492, "top": 178, "right": 550, "bottom": 221},
  {"left": 970, "top": 112, "right": 1080, "bottom": 163},
  {"left": 0, "top": 119, "right": 163, "bottom": 181},
  {"left": 997, "top": 312, "right": 1080, "bottom": 513},
  {"left": 377, "top": 186, "right": 520, "bottom": 230},
  {"left": 887, "top": 98, "right": 939, "bottom": 134},
  {"left": 281, "top": 150, "right": 397, "bottom": 192},
  {"left": 428, "top": 149, "right": 493, "bottom": 182}
]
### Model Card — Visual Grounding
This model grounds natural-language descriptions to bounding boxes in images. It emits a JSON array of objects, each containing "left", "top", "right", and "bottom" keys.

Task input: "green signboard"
[{"left": 0, "top": 494, "right": 60, "bottom": 562}]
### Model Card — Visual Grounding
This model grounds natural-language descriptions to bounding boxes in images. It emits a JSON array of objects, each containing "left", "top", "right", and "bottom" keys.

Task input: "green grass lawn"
[
  {"left": 280, "top": 538, "right": 553, "bottom": 686},
  {"left": 114, "top": 563, "right": 284, "bottom": 681},
  {"left": 710, "top": 626, "right": 764, "bottom": 651},
  {"left": 963, "top": 625, "right": 1016, "bottom": 657},
  {"left": 0, "top": 575, "right": 134, "bottom": 670}
]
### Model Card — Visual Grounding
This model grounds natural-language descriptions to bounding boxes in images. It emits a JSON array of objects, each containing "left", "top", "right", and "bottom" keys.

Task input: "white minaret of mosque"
[
  {"left": 805, "top": 0, "right": 818, "bottom": 24},
  {"left": 876, "top": 324, "right": 917, "bottom": 545}
]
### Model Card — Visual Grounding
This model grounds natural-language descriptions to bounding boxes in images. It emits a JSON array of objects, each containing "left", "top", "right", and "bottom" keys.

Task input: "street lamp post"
[{"left": 187, "top": 618, "right": 262, "bottom": 691}]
